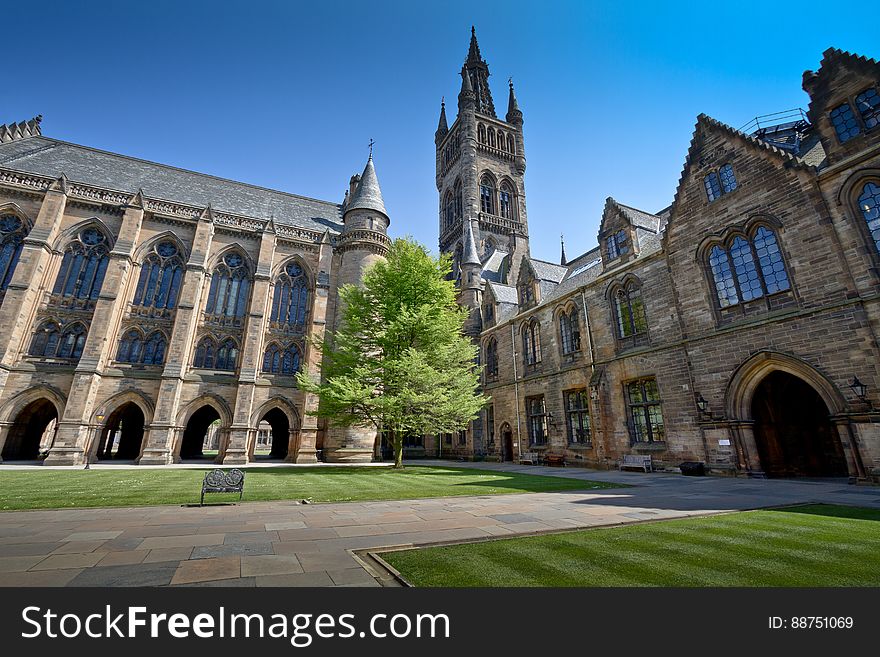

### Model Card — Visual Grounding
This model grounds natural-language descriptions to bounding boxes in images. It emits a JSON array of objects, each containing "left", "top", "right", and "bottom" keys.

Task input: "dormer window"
[
  {"left": 705, "top": 165, "right": 737, "bottom": 202},
  {"left": 606, "top": 230, "right": 629, "bottom": 260},
  {"left": 518, "top": 280, "right": 535, "bottom": 306},
  {"left": 830, "top": 102, "right": 861, "bottom": 143}
]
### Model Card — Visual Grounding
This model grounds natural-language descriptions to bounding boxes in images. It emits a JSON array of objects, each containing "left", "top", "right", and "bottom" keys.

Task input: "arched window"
[
  {"left": 499, "top": 181, "right": 514, "bottom": 220},
  {"left": 51, "top": 227, "right": 110, "bottom": 302},
  {"left": 507, "top": 134, "right": 515, "bottom": 154},
  {"left": 194, "top": 335, "right": 237, "bottom": 371},
  {"left": 521, "top": 320, "right": 541, "bottom": 366},
  {"left": 858, "top": 182, "right": 880, "bottom": 255},
  {"left": 614, "top": 282, "right": 648, "bottom": 348},
  {"left": 204, "top": 251, "right": 250, "bottom": 320},
  {"left": 706, "top": 226, "right": 791, "bottom": 309},
  {"left": 132, "top": 240, "right": 183, "bottom": 310},
  {"left": 480, "top": 175, "right": 495, "bottom": 215},
  {"left": 29, "top": 321, "right": 60, "bottom": 357},
  {"left": 485, "top": 338, "right": 498, "bottom": 377},
  {"left": 487, "top": 128, "right": 496, "bottom": 148},
  {"left": 262, "top": 342, "right": 302, "bottom": 375},
  {"left": 559, "top": 309, "right": 581, "bottom": 355},
  {"left": 0, "top": 213, "right": 27, "bottom": 295},
  {"left": 497, "top": 130, "right": 506, "bottom": 151},
  {"left": 443, "top": 191, "right": 455, "bottom": 230},
  {"left": 453, "top": 180, "right": 463, "bottom": 221},
  {"left": 117, "top": 329, "right": 166, "bottom": 365},
  {"left": 478, "top": 124, "right": 486, "bottom": 143},
  {"left": 270, "top": 261, "right": 310, "bottom": 328},
  {"left": 57, "top": 323, "right": 87, "bottom": 359}
]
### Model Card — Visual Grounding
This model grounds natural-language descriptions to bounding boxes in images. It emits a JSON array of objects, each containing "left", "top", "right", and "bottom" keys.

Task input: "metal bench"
[
  {"left": 200, "top": 468, "right": 245, "bottom": 506},
  {"left": 519, "top": 452, "right": 540, "bottom": 465},
  {"left": 618, "top": 454, "right": 652, "bottom": 472}
]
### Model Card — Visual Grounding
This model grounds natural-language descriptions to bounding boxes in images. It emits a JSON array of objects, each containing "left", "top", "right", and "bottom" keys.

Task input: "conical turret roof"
[
  {"left": 463, "top": 220, "right": 481, "bottom": 266},
  {"left": 345, "top": 154, "right": 387, "bottom": 218}
]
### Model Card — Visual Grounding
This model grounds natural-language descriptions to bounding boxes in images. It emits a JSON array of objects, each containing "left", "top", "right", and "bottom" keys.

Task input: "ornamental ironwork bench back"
[{"left": 200, "top": 468, "right": 245, "bottom": 506}]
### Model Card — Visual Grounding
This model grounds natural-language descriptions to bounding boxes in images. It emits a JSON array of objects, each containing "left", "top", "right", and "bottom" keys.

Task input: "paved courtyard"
[{"left": 1, "top": 461, "right": 878, "bottom": 587}]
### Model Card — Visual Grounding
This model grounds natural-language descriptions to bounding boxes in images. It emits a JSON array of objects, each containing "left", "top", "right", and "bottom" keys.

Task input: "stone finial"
[
  {"left": 436, "top": 98, "right": 449, "bottom": 139},
  {"left": 560, "top": 233, "right": 567, "bottom": 266}
]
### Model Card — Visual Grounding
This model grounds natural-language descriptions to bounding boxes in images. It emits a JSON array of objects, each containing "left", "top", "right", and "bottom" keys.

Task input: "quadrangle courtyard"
[{"left": 0, "top": 461, "right": 879, "bottom": 587}]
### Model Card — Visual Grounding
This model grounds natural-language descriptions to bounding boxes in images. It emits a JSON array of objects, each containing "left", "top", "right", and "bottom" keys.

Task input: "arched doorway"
[
  {"left": 255, "top": 407, "right": 290, "bottom": 460},
  {"left": 95, "top": 403, "right": 145, "bottom": 461},
  {"left": 180, "top": 406, "right": 221, "bottom": 460},
  {"left": 1, "top": 399, "right": 57, "bottom": 460},
  {"left": 751, "top": 371, "right": 848, "bottom": 477},
  {"left": 500, "top": 423, "right": 514, "bottom": 462}
]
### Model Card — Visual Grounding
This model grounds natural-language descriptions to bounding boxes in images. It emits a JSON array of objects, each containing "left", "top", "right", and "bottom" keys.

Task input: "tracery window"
[
  {"left": 499, "top": 181, "right": 514, "bottom": 219},
  {"left": 132, "top": 240, "right": 183, "bottom": 310},
  {"left": 29, "top": 321, "right": 61, "bottom": 357},
  {"left": 262, "top": 342, "right": 302, "bottom": 375},
  {"left": 204, "top": 251, "right": 250, "bottom": 321},
  {"left": 51, "top": 227, "right": 110, "bottom": 303},
  {"left": 559, "top": 308, "right": 581, "bottom": 355},
  {"left": 0, "top": 213, "right": 26, "bottom": 296},
  {"left": 705, "top": 164, "right": 737, "bottom": 202},
  {"left": 194, "top": 335, "right": 238, "bottom": 371},
  {"left": 613, "top": 282, "right": 648, "bottom": 347},
  {"left": 858, "top": 182, "right": 880, "bottom": 255},
  {"left": 117, "top": 329, "right": 166, "bottom": 365},
  {"left": 443, "top": 191, "right": 455, "bottom": 230},
  {"left": 485, "top": 337, "right": 498, "bottom": 377},
  {"left": 29, "top": 320, "right": 89, "bottom": 360},
  {"left": 521, "top": 319, "right": 541, "bottom": 366},
  {"left": 706, "top": 226, "right": 790, "bottom": 309},
  {"left": 480, "top": 175, "right": 495, "bottom": 215},
  {"left": 270, "top": 261, "right": 309, "bottom": 328}
]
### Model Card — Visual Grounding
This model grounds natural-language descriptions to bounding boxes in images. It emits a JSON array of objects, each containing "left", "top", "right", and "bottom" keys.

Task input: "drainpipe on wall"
[{"left": 580, "top": 287, "right": 602, "bottom": 465}]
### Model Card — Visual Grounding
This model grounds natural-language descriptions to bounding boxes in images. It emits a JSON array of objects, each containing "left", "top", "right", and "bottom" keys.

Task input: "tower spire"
[
  {"left": 462, "top": 27, "right": 495, "bottom": 116},
  {"left": 436, "top": 97, "right": 448, "bottom": 140},
  {"left": 560, "top": 233, "right": 567, "bottom": 266},
  {"left": 506, "top": 78, "right": 522, "bottom": 124},
  {"left": 463, "top": 220, "right": 481, "bottom": 267}
]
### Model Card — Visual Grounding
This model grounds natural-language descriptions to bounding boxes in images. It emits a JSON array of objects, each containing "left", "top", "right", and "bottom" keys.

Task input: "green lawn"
[
  {"left": 0, "top": 466, "right": 616, "bottom": 510},
  {"left": 382, "top": 504, "right": 880, "bottom": 587}
]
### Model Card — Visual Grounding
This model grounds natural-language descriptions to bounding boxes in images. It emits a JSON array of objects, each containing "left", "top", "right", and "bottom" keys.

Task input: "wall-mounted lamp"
[
  {"left": 696, "top": 394, "right": 711, "bottom": 418},
  {"left": 850, "top": 376, "right": 868, "bottom": 403}
]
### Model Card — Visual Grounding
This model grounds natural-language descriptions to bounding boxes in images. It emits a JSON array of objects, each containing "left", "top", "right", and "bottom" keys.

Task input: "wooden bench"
[
  {"left": 200, "top": 468, "right": 245, "bottom": 506},
  {"left": 618, "top": 454, "right": 652, "bottom": 472},
  {"left": 544, "top": 453, "right": 566, "bottom": 467},
  {"left": 519, "top": 452, "right": 540, "bottom": 465}
]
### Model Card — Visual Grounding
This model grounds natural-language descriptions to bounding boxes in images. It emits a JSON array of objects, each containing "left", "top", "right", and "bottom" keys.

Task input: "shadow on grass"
[{"left": 770, "top": 503, "right": 880, "bottom": 522}]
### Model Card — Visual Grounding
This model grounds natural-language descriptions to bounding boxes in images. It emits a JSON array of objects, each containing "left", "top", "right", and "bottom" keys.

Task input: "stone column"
[
  {"left": 0, "top": 177, "right": 68, "bottom": 396},
  {"left": 833, "top": 419, "right": 866, "bottom": 479},
  {"left": 224, "top": 226, "right": 276, "bottom": 465},
  {"left": 44, "top": 194, "right": 145, "bottom": 465},
  {"left": 730, "top": 421, "right": 764, "bottom": 477},
  {"left": 139, "top": 209, "right": 214, "bottom": 464},
  {"left": 292, "top": 233, "right": 333, "bottom": 463}
]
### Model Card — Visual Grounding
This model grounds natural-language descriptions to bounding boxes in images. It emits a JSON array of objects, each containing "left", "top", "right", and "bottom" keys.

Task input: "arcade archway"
[
  {"left": 180, "top": 406, "right": 222, "bottom": 460},
  {"left": 1, "top": 399, "right": 57, "bottom": 461},
  {"left": 95, "top": 402, "right": 145, "bottom": 460}
]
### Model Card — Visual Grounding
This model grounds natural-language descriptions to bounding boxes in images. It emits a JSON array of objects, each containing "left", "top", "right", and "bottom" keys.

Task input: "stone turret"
[{"left": 324, "top": 153, "right": 391, "bottom": 463}]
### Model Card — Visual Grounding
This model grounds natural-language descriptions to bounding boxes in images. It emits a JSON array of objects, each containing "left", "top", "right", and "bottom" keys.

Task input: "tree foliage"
[{"left": 296, "top": 237, "right": 486, "bottom": 467}]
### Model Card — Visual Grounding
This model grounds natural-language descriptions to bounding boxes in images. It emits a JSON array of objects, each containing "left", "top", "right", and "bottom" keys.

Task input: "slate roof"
[
  {"left": 530, "top": 259, "right": 567, "bottom": 283},
  {"left": 0, "top": 135, "right": 343, "bottom": 232},
  {"left": 345, "top": 155, "right": 387, "bottom": 218},
  {"left": 487, "top": 281, "right": 518, "bottom": 305},
  {"left": 480, "top": 248, "right": 508, "bottom": 283}
]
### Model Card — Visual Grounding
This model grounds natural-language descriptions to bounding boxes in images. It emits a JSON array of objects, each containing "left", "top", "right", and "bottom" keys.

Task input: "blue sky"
[{"left": 3, "top": 1, "right": 877, "bottom": 262}]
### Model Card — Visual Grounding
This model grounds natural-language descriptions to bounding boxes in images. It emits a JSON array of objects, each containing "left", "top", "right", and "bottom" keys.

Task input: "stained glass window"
[
  {"left": 204, "top": 251, "right": 250, "bottom": 319},
  {"left": 51, "top": 227, "right": 110, "bottom": 301},
  {"left": 859, "top": 182, "right": 880, "bottom": 255},
  {"left": 270, "top": 261, "right": 309, "bottom": 328},
  {"left": 0, "top": 214, "right": 26, "bottom": 294},
  {"left": 830, "top": 102, "right": 861, "bottom": 143},
  {"left": 133, "top": 241, "right": 183, "bottom": 310},
  {"left": 262, "top": 342, "right": 302, "bottom": 375}
]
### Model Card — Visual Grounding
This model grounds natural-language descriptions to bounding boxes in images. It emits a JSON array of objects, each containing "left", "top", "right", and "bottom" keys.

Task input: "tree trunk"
[{"left": 393, "top": 429, "right": 404, "bottom": 469}]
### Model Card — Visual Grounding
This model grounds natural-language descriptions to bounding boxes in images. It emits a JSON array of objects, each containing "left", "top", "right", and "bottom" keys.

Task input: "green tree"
[{"left": 296, "top": 237, "right": 486, "bottom": 468}]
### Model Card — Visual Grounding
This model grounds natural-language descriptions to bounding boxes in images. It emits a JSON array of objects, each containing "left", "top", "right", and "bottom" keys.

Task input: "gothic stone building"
[
  {"left": 0, "top": 115, "right": 392, "bottom": 465},
  {"left": 433, "top": 34, "right": 880, "bottom": 479}
]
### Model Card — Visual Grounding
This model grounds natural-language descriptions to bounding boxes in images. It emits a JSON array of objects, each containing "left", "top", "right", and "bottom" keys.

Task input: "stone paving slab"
[{"left": 1, "top": 460, "right": 879, "bottom": 587}]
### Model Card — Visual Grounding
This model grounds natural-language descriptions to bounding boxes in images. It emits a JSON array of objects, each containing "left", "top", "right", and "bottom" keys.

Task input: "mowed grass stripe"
[
  {"left": 0, "top": 466, "right": 617, "bottom": 510},
  {"left": 382, "top": 505, "right": 880, "bottom": 587}
]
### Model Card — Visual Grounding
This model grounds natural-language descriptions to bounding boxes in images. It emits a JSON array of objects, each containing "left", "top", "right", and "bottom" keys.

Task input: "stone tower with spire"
[
  {"left": 322, "top": 153, "right": 391, "bottom": 462},
  {"left": 436, "top": 27, "right": 530, "bottom": 328}
]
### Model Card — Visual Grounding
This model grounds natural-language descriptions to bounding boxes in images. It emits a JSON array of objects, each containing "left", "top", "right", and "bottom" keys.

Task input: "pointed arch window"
[
  {"left": 262, "top": 342, "right": 302, "bottom": 375},
  {"left": 858, "top": 182, "right": 880, "bottom": 255},
  {"left": 117, "top": 329, "right": 166, "bottom": 365},
  {"left": 443, "top": 191, "right": 455, "bottom": 231},
  {"left": 480, "top": 175, "right": 495, "bottom": 215},
  {"left": 29, "top": 321, "right": 61, "bottom": 357},
  {"left": 57, "top": 323, "right": 87, "bottom": 359},
  {"left": 194, "top": 335, "right": 238, "bottom": 371},
  {"left": 132, "top": 240, "right": 183, "bottom": 311},
  {"left": 497, "top": 130, "right": 506, "bottom": 151},
  {"left": 499, "top": 182, "right": 514, "bottom": 220},
  {"left": 51, "top": 227, "right": 110, "bottom": 303},
  {"left": 613, "top": 281, "right": 648, "bottom": 349},
  {"left": 521, "top": 319, "right": 542, "bottom": 366},
  {"left": 270, "top": 261, "right": 310, "bottom": 329},
  {"left": 507, "top": 134, "right": 515, "bottom": 154},
  {"left": 0, "top": 213, "right": 27, "bottom": 297},
  {"left": 478, "top": 124, "right": 486, "bottom": 144},
  {"left": 831, "top": 102, "right": 861, "bottom": 143},
  {"left": 706, "top": 225, "right": 791, "bottom": 310},
  {"left": 485, "top": 338, "right": 498, "bottom": 377},
  {"left": 453, "top": 180, "right": 463, "bottom": 223},
  {"left": 559, "top": 308, "right": 581, "bottom": 355},
  {"left": 487, "top": 128, "right": 496, "bottom": 148},
  {"left": 204, "top": 252, "right": 251, "bottom": 321}
]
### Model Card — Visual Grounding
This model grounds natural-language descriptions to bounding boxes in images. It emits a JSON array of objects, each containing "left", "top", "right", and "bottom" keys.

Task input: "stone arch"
[
  {"left": 92, "top": 389, "right": 155, "bottom": 428},
  {"left": 835, "top": 167, "right": 880, "bottom": 206},
  {"left": 249, "top": 397, "right": 301, "bottom": 460},
  {"left": 51, "top": 217, "right": 116, "bottom": 252},
  {"left": 132, "top": 230, "right": 190, "bottom": 263},
  {"left": 175, "top": 394, "right": 233, "bottom": 461},
  {"left": 271, "top": 254, "right": 313, "bottom": 282},
  {"left": 0, "top": 386, "right": 66, "bottom": 462},
  {"left": 206, "top": 243, "right": 255, "bottom": 273},
  {"left": 725, "top": 350, "right": 847, "bottom": 421},
  {"left": 0, "top": 201, "right": 34, "bottom": 230},
  {"left": 498, "top": 422, "right": 514, "bottom": 462}
]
